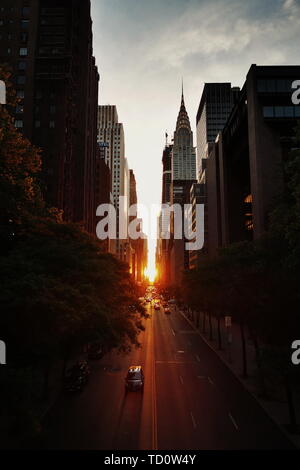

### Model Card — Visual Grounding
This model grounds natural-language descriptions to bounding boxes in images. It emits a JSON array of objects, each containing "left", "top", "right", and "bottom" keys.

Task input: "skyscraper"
[
  {"left": 0, "top": 0, "right": 99, "bottom": 234},
  {"left": 97, "top": 105, "right": 129, "bottom": 259},
  {"left": 156, "top": 140, "right": 173, "bottom": 285},
  {"left": 196, "top": 83, "right": 239, "bottom": 180},
  {"left": 169, "top": 88, "right": 197, "bottom": 285},
  {"left": 172, "top": 87, "right": 197, "bottom": 182}
]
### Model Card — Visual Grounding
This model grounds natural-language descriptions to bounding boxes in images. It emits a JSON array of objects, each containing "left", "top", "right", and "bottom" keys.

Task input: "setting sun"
[{"left": 144, "top": 265, "right": 158, "bottom": 283}]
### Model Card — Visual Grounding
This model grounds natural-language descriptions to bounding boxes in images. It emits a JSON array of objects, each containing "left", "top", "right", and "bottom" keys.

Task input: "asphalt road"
[{"left": 45, "top": 303, "right": 294, "bottom": 450}]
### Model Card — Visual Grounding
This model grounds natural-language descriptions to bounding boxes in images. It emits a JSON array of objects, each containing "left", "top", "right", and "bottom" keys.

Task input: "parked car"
[
  {"left": 154, "top": 303, "right": 160, "bottom": 310},
  {"left": 125, "top": 365, "right": 144, "bottom": 392},
  {"left": 164, "top": 307, "right": 171, "bottom": 314}
]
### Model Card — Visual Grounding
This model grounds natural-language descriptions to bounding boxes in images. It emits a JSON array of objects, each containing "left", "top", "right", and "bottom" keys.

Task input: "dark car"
[{"left": 125, "top": 366, "right": 144, "bottom": 392}]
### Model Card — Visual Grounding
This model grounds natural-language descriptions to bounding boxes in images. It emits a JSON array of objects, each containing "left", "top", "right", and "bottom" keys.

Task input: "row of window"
[
  {"left": 0, "top": 7, "right": 30, "bottom": 16},
  {"left": 0, "top": 18, "right": 29, "bottom": 27},
  {"left": 15, "top": 90, "right": 56, "bottom": 101},
  {"left": 263, "top": 106, "right": 300, "bottom": 118},
  {"left": 0, "top": 32, "right": 28, "bottom": 41},
  {"left": 15, "top": 120, "right": 56, "bottom": 129},
  {"left": 258, "top": 79, "right": 295, "bottom": 93},
  {"left": 16, "top": 104, "right": 57, "bottom": 115}
]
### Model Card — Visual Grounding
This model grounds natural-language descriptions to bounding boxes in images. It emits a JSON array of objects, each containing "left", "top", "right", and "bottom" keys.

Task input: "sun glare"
[{"left": 144, "top": 266, "right": 157, "bottom": 283}]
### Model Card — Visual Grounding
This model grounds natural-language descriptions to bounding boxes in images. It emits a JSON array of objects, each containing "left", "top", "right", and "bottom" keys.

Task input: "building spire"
[{"left": 176, "top": 79, "right": 191, "bottom": 131}]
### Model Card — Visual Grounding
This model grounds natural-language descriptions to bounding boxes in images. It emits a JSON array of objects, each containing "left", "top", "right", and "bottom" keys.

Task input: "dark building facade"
[
  {"left": 196, "top": 83, "right": 240, "bottom": 180},
  {"left": 95, "top": 143, "right": 111, "bottom": 252},
  {"left": 205, "top": 64, "right": 300, "bottom": 256},
  {"left": 162, "top": 143, "right": 172, "bottom": 205},
  {"left": 189, "top": 182, "right": 207, "bottom": 269},
  {"left": 0, "top": 0, "right": 99, "bottom": 234}
]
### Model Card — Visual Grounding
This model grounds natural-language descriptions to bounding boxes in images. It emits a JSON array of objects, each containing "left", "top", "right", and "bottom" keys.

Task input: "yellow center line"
[{"left": 151, "top": 312, "right": 158, "bottom": 450}]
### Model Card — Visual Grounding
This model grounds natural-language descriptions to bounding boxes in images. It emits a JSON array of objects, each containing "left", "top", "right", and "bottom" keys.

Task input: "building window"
[
  {"left": 16, "top": 105, "right": 24, "bottom": 114},
  {"left": 7, "top": 48, "right": 11, "bottom": 54},
  {"left": 49, "top": 120, "right": 55, "bottom": 129},
  {"left": 15, "top": 120, "right": 23, "bottom": 128},
  {"left": 263, "top": 106, "right": 274, "bottom": 118},
  {"left": 17, "top": 90, "right": 25, "bottom": 99},
  {"left": 21, "top": 20, "right": 29, "bottom": 30},
  {"left": 17, "top": 76, "right": 26, "bottom": 85},
  {"left": 35, "top": 120, "right": 41, "bottom": 128},
  {"left": 0, "top": 20, "right": 4, "bottom": 26},
  {"left": 50, "top": 105, "right": 56, "bottom": 114},
  {"left": 19, "top": 47, "right": 28, "bottom": 56},
  {"left": 20, "top": 32, "right": 28, "bottom": 42},
  {"left": 36, "top": 91, "right": 42, "bottom": 99},
  {"left": 22, "top": 7, "right": 30, "bottom": 17},
  {"left": 18, "top": 61, "right": 26, "bottom": 70}
]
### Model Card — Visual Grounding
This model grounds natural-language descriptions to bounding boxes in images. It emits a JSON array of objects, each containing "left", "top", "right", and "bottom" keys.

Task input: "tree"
[{"left": 0, "top": 66, "right": 146, "bottom": 443}]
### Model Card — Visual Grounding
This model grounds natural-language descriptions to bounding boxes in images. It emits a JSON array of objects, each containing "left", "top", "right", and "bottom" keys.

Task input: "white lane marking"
[
  {"left": 179, "top": 375, "right": 184, "bottom": 385},
  {"left": 197, "top": 375, "right": 206, "bottom": 379},
  {"left": 190, "top": 412, "right": 197, "bottom": 429},
  {"left": 171, "top": 328, "right": 176, "bottom": 336},
  {"left": 177, "top": 350, "right": 185, "bottom": 354},
  {"left": 195, "top": 354, "right": 201, "bottom": 362},
  {"left": 208, "top": 376, "right": 214, "bottom": 386},
  {"left": 229, "top": 413, "right": 239, "bottom": 431}
]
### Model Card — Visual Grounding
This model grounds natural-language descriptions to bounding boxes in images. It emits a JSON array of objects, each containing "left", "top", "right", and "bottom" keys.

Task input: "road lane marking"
[
  {"left": 171, "top": 328, "right": 176, "bottom": 336},
  {"left": 195, "top": 354, "right": 201, "bottom": 362},
  {"left": 229, "top": 413, "right": 239, "bottom": 431},
  {"left": 177, "top": 350, "right": 185, "bottom": 354},
  {"left": 197, "top": 375, "right": 206, "bottom": 379},
  {"left": 179, "top": 375, "right": 184, "bottom": 385},
  {"left": 208, "top": 376, "right": 214, "bottom": 386},
  {"left": 190, "top": 412, "right": 197, "bottom": 429}
]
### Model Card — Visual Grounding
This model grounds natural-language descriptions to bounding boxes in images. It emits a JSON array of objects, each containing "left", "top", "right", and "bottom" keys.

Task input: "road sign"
[{"left": 225, "top": 316, "right": 232, "bottom": 328}]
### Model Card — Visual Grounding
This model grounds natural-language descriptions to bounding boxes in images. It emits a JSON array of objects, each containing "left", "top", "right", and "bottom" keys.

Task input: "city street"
[{"left": 45, "top": 303, "right": 294, "bottom": 450}]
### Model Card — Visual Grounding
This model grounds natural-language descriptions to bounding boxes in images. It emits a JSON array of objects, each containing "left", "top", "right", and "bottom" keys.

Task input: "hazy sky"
[{"left": 91, "top": 0, "right": 300, "bottom": 270}]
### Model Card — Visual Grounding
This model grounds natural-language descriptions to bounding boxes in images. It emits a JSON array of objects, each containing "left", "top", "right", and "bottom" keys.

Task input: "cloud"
[{"left": 91, "top": 0, "right": 300, "bottom": 260}]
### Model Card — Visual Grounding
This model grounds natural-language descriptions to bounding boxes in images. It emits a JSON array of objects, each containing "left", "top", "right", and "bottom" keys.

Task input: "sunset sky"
[{"left": 91, "top": 0, "right": 300, "bottom": 272}]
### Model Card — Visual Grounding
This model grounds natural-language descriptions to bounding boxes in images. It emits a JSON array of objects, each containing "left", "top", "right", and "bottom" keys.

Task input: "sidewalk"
[{"left": 180, "top": 308, "right": 300, "bottom": 449}]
